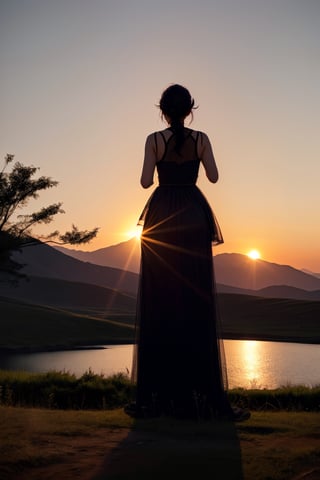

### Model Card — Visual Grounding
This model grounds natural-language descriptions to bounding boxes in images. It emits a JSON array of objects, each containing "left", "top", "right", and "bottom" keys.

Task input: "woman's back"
[{"left": 155, "top": 128, "right": 202, "bottom": 185}]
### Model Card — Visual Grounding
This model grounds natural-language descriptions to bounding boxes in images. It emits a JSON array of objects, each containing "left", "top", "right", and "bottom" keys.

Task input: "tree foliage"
[{"left": 0, "top": 154, "right": 98, "bottom": 277}]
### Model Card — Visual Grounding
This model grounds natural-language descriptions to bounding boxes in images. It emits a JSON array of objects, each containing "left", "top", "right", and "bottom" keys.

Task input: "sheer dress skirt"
[{"left": 132, "top": 185, "right": 230, "bottom": 418}]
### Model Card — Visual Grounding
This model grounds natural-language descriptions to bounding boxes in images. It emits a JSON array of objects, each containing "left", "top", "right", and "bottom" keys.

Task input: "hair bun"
[{"left": 159, "top": 84, "right": 195, "bottom": 120}]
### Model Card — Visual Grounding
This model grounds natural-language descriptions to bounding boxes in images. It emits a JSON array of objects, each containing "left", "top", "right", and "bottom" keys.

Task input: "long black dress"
[{"left": 132, "top": 128, "right": 231, "bottom": 419}]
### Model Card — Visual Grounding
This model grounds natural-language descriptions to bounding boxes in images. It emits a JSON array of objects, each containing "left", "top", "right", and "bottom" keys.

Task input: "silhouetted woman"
[{"left": 129, "top": 84, "right": 246, "bottom": 420}]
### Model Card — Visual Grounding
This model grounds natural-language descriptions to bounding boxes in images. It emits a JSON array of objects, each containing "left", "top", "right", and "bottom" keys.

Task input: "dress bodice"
[
  {"left": 157, "top": 159, "right": 200, "bottom": 185},
  {"left": 155, "top": 129, "right": 200, "bottom": 186}
]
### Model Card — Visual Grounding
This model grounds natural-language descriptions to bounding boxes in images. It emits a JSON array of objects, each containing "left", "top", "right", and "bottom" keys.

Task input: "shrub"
[
  {"left": 0, "top": 369, "right": 135, "bottom": 409},
  {"left": 0, "top": 369, "right": 318, "bottom": 411}
]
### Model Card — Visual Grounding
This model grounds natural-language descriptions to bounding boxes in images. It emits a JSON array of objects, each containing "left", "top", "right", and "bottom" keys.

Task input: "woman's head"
[{"left": 159, "top": 84, "right": 195, "bottom": 125}]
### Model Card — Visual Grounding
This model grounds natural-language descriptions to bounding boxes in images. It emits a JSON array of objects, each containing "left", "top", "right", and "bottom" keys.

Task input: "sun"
[
  {"left": 126, "top": 225, "right": 142, "bottom": 240},
  {"left": 247, "top": 249, "right": 261, "bottom": 260}
]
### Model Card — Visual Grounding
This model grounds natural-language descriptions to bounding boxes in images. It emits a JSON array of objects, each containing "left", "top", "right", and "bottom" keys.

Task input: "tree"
[{"left": 0, "top": 154, "right": 98, "bottom": 278}]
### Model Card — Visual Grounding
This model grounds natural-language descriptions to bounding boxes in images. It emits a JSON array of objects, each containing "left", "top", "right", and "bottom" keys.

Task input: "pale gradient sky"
[{"left": 1, "top": 0, "right": 319, "bottom": 271}]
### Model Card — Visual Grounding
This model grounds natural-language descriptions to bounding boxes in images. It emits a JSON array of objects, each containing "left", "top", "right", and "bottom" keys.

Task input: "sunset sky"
[{"left": 1, "top": 1, "right": 319, "bottom": 271}]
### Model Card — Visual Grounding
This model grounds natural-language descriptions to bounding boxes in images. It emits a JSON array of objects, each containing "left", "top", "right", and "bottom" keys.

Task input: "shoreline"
[
  {"left": 1, "top": 334, "right": 319, "bottom": 355},
  {"left": 0, "top": 344, "right": 109, "bottom": 354}
]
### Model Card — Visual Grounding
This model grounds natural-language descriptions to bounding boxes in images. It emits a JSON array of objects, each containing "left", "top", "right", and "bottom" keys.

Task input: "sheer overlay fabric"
[{"left": 132, "top": 128, "right": 231, "bottom": 418}]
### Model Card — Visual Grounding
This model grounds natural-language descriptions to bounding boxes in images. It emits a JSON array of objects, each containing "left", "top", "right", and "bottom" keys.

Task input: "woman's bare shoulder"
[
  {"left": 146, "top": 129, "right": 171, "bottom": 141},
  {"left": 191, "top": 129, "right": 209, "bottom": 139}
]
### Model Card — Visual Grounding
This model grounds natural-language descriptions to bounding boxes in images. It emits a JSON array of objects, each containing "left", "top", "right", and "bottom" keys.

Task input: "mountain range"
[
  {"left": 55, "top": 239, "right": 320, "bottom": 294},
  {"left": 2, "top": 238, "right": 318, "bottom": 305}
]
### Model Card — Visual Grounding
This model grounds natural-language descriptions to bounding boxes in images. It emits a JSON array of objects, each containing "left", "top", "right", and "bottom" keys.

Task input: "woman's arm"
[
  {"left": 140, "top": 134, "right": 157, "bottom": 188},
  {"left": 198, "top": 132, "right": 219, "bottom": 183}
]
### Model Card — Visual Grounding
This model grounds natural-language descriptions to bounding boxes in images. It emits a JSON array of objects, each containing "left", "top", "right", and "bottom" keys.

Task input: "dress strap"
[
  {"left": 153, "top": 132, "right": 158, "bottom": 155},
  {"left": 195, "top": 131, "right": 203, "bottom": 159},
  {"left": 155, "top": 131, "right": 170, "bottom": 163}
]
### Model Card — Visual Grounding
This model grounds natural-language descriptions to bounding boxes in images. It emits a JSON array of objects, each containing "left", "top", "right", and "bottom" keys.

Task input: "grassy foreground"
[
  {"left": 1, "top": 370, "right": 319, "bottom": 478},
  {"left": 0, "top": 406, "right": 320, "bottom": 480}
]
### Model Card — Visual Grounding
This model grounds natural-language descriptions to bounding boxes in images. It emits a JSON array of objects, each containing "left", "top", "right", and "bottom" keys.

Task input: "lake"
[{"left": 0, "top": 340, "right": 319, "bottom": 389}]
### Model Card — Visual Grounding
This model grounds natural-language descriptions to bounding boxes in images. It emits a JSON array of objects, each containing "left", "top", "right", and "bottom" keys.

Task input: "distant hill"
[
  {"left": 0, "top": 295, "right": 134, "bottom": 351},
  {"left": 214, "top": 253, "right": 320, "bottom": 291},
  {"left": 12, "top": 243, "right": 139, "bottom": 295},
  {"left": 217, "top": 293, "right": 320, "bottom": 344},
  {"left": 255, "top": 285, "right": 320, "bottom": 301},
  {"left": 216, "top": 283, "right": 320, "bottom": 301},
  {"left": 56, "top": 240, "right": 320, "bottom": 291},
  {"left": 55, "top": 238, "right": 141, "bottom": 273},
  {"left": 0, "top": 275, "right": 136, "bottom": 314}
]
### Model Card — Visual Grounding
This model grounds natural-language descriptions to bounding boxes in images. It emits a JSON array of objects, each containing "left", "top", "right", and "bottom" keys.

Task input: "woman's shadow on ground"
[{"left": 93, "top": 415, "right": 244, "bottom": 480}]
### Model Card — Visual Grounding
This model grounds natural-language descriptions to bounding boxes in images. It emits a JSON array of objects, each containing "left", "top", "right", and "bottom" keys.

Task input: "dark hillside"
[
  {"left": 1, "top": 292, "right": 320, "bottom": 350},
  {"left": 0, "top": 276, "right": 135, "bottom": 311},
  {"left": 218, "top": 293, "right": 320, "bottom": 343},
  {"left": 0, "top": 296, "right": 134, "bottom": 351}
]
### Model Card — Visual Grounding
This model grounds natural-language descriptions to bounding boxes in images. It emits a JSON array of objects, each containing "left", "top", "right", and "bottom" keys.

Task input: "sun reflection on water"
[
  {"left": 242, "top": 340, "right": 261, "bottom": 388},
  {"left": 225, "top": 339, "right": 280, "bottom": 389}
]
